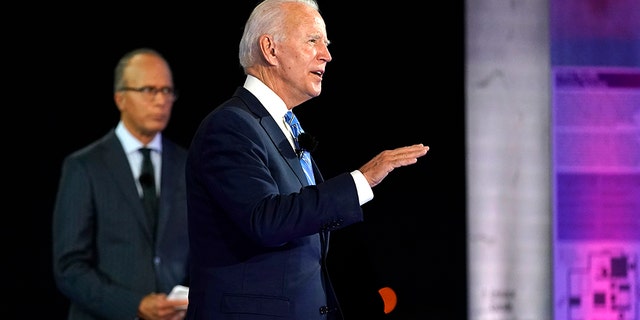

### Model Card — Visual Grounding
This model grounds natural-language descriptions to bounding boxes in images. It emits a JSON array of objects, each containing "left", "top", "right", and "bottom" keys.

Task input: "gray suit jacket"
[{"left": 52, "top": 130, "right": 189, "bottom": 320}]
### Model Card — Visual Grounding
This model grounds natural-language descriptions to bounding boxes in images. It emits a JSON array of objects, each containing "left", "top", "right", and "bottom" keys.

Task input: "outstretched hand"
[{"left": 359, "top": 144, "right": 430, "bottom": 188}]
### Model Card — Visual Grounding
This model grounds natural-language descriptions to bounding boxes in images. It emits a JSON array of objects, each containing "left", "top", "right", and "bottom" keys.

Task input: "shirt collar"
[
  {"left": 244, "top": 75, "right": 289, "bottom": 121},
  {"left": 115, "top": 121, "right": 163, "bottom": 155}
]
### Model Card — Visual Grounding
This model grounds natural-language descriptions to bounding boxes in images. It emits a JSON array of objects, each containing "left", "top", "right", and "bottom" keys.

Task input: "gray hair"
[
  {"left": 113, "top": 48, "right": 169, "bottom": 93},
  {"left": 238, "top": 0, "right": 319, "bottom": 71}
]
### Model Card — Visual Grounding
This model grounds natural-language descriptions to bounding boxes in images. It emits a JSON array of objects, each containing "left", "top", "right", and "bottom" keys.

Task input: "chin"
[{"left": 148, "top": 122, "right": 168, "bottom": 133}]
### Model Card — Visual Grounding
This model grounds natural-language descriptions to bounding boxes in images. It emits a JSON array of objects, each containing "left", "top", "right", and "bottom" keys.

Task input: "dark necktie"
[
  {"left": 284, "top": 111, "right": 315, "bottom": 185},
  {"left": 139, "top": 147, "right": 158, "bottom": 240}
]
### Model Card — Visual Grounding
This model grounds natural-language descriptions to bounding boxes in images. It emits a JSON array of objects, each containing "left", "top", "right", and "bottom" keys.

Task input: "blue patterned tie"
[{"left": 285, "top": 111, "right": 316, "bottom": 185}]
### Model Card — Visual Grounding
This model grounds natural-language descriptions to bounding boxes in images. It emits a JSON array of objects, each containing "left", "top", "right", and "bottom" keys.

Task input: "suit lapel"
[
  {"left": 101, "top": 131, "right": 156, "bottom": 243},
  {"left": 237, "top": 87, "right": 311, "bottom": 187},
  {"left": 155, "top": 140, "right": 180, "bottom": 241},
  {"left": 262, "top": 118, "right": 310, "bottom": 186}
]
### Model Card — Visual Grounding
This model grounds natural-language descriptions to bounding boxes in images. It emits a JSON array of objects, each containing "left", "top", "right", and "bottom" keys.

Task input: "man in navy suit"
[
  {"left": 53, "top": 48, "right": 190, "bottom": 320},
  {"left": 184, "top": 1, "right": 430, "bottom": 319}
]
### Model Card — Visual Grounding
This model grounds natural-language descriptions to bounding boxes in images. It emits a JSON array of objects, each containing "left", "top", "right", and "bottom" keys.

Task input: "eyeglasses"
[{"left": 119, "top": 86, "right": 178, "bottom": 101}]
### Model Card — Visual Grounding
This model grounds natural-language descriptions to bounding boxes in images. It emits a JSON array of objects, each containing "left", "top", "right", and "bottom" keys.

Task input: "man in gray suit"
[{"left": 53, "top": 48, "right": 189, "bottom": 320}]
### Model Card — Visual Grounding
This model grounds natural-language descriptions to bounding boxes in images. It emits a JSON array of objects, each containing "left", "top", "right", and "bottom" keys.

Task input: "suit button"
[{"left": 319, "top": 306, "right": 329, "bottom": 314}]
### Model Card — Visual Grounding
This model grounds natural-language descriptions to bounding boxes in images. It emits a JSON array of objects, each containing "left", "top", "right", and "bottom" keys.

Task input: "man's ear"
[
  {"left": 114, "top": 92, "right": 125, "bottom": 111},
  {"left": 259, "top": 34, "right": 277, "bottom": 65}
]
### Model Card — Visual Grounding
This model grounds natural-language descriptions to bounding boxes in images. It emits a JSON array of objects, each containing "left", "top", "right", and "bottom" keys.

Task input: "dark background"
[{"left": 13, "top": 1, "right": 465, "bottom": 319}]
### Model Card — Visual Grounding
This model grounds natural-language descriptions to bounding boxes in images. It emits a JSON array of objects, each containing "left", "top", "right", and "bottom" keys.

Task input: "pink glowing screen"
[{"left": 553, "top": 67, "right": 639, "bottom": 320}]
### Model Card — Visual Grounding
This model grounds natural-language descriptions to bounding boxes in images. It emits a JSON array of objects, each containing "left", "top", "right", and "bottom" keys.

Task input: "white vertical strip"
[{"left": 465, "top": 0, "right": 552, "bottom": 319}]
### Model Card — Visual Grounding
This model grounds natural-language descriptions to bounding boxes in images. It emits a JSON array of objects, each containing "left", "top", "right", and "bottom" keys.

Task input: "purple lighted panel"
[{"left": 553, "top": 67, "right": 640, "bottom": 320}]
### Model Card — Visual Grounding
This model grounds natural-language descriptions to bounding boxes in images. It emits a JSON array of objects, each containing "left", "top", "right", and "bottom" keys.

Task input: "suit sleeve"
[
  {"left": 52, "top": 155, "right": 143, "bottom": 319},
  {"left": 187, "top": 106, "right": 365, "bottom": 247}
]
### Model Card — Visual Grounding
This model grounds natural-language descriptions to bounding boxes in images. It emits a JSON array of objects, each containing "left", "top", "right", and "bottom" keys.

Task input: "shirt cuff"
[{"left": 350, "top": 170, "right": 374, "bottom": 205}]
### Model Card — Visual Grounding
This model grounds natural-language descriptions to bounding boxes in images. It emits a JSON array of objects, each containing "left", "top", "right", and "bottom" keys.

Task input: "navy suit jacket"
[
  {"left": 185, "top": 87, "right": 365, "bottom": 319},
  {"left": 52, "top": 130, "right": 190, "bottom": 320}
]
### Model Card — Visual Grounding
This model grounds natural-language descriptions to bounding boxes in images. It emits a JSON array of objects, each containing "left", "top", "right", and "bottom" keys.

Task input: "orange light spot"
[{"left": 378, "top": 286, "right": 397, "bottom": 314}]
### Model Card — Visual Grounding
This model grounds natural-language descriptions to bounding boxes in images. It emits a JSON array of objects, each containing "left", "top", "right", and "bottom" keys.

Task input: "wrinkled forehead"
[
  {"left": 282, "top": 3, "right": 327, "bottom": 37},
  {"left": 125, "top": 55, "right": 173, "bottom": 85}
]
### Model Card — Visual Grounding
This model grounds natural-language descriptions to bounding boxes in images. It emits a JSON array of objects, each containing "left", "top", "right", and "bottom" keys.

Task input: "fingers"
[
  {"left": 390, "top": 144, "right": 429, "bottom": 167},
  {"left": 359, "top": 144, "right": 429, "bottom": 187},
  {"left": 378, "top": 144, "right": 429, "bottom": 168},
  {"left": 140, "top": 294, "right": 188, "bottom": 320}
]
